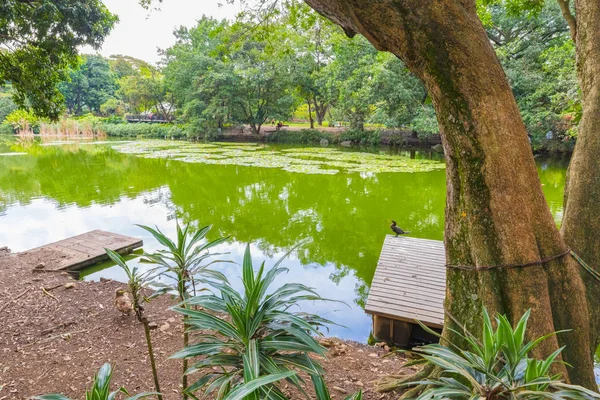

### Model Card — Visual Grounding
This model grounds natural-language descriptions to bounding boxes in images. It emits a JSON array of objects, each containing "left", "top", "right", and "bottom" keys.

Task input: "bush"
[
  {"left": 266, "top": 129, "right": 335, "bottom": 144},
  {"left": 34, "top": 363, "right": 158, "bottom": 400},
  {"left": 171, "top": 244, "right": 353, "bottom": 399},
  {"left": 0, "top": 124, "right": 14, "bottom": 135},
  {"left": 3, "top": 109, "right": 39, "bottom": 133},
  {"left": 102, "top": 123, "right": 187, "bottom": 139},
  {"left": 403, "top": 308, "right": 599, "bottom": 399},
  {"left": 339, "top": 129, "right": 381, "bottom": 146}
]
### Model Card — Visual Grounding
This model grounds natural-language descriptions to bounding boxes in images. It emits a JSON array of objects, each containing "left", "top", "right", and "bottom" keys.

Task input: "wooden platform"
[
  {"left": 22, "top": 230, "right": 143, "bottom": 271},
  {"left": 365, "top": 235, "right": 446, "bottom": 337}
]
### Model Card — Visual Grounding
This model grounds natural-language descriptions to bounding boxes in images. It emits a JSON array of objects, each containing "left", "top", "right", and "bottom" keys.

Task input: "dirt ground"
[{"left": 0, "top": 247, "right": 414, "bottom": 399}]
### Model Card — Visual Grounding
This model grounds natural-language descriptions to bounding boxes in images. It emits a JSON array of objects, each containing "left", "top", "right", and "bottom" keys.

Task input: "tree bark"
[
  {"left": 560, "top": 0, "right": 600, "bottom": 359},
  {"left": 307, "top": 98, "right": 315, "bottom": 129},
  {"left": 304, "top": 0, "right": 596, "bottom": 387}
]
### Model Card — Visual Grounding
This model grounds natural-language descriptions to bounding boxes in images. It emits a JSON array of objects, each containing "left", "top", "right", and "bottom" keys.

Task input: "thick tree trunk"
[
  {"left": 304, "top": 0, "right": 596, "bottom": 387},
  {"left": 561, "top": 0, "right": 600, "bottom": 355}
]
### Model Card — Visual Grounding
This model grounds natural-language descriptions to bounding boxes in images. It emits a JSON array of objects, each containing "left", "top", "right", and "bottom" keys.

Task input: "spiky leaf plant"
[
  {"left": 405, "top": 308, "right": 600, "bottom": 399},
  {"left": 105, "top": 249, "right": 162, "bottom": 400},
  {"left": 138, "top": 222, "right": 229, "bottom": 400},
  {"left": 34, "top": 363, "right": 159, "bottom": 400},
  {"left": 171, "top": 244, "right": 355, "bottom": 399}
]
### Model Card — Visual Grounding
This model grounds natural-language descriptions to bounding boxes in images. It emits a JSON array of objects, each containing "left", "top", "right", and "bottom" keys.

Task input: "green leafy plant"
[
  {"left": 139, "top": 222, "right": 229, "bottom": 400},
  {"left": 171, "top": 244, "right": 360, "bottom": 399},
  {"left": 105, "top": 249, "right": 162, "bottom": 400},
  {"left": 404, "top": 309, "right": 600, "bottom": 399},
  {"left": 34, "top": 363, "right": 158, "bottom": 400}
]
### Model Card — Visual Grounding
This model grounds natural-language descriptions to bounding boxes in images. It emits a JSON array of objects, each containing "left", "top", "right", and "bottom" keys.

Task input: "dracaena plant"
[
  {"left": 34, "top": 363, "right": 158, "bottom": 400},
  {"left": 105, "top": 249, "right": 162, "bottom": 400},
  {"left": 404, "top": 308, "right": 600, "bottom": 400},
  {"left": 138, "top": 222, "right": 229, "bottom": 400},
  {"left": 170, "top": 244, "right": 361, "bottom": 400}
]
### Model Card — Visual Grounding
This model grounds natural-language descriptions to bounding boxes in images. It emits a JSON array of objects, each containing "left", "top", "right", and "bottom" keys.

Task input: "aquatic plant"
[
  {"left": 401, "top": 309, "right": 600, "bottom": 399},
  {"left": 111, "top": 140, "right": 445, "bottom": 175},
  {"left": 139, "top": 222, "right": 229, "bottom": 400},
  {"left": 34, "top": 363, "right": 158, "bottom": 400},
  {"left": 171, "top": 244, "right": 359, "bottom": 399},
  {"left": 105, "top": 249, "right": 162, "bottom": 400}
]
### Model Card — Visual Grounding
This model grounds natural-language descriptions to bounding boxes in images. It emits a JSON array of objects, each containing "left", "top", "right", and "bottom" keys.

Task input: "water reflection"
[{"left": 0, "top": 137, "right": 575, "bottom": 345}]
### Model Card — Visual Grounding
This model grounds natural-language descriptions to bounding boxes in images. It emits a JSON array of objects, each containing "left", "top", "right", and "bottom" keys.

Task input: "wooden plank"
[
  {"left": 21, "top": 230, "right": 143, "bottom": 271},
  {"left": 365, "top": 235, "right": 446, "bottom": 329}
]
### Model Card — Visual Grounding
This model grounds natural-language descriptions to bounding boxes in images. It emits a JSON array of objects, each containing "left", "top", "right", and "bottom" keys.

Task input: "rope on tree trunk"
[
  {"left": 570, "top": 250, "right": 600, "bottom": 282},
  {"left": 445, "top": 248, "right": 572, "bottom": 271}
]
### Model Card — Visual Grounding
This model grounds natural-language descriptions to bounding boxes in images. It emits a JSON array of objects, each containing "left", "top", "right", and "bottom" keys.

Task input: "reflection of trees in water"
[{"left": 1, "top": 142, "right": 447, "bottom": 307}]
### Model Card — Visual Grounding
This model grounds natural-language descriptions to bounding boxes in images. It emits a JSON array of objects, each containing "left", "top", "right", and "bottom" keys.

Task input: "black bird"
[{"left": 390, "top": 220, "right": 409, "bottom": 236}]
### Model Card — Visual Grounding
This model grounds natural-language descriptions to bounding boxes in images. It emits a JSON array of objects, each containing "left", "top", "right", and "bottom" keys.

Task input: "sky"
[{"left": 82, "top": 0, "right": 241, "bottom": 64}]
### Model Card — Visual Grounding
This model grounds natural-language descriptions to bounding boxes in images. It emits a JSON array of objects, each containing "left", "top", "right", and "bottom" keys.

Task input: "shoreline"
[{"left": 0, "top": 247, "right": 409, "bottom": 399}]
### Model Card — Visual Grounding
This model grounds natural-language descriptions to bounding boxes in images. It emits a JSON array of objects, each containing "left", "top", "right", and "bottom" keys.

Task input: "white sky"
[{"left": 82, "top": 0, "right": 241, "bottom": 64}]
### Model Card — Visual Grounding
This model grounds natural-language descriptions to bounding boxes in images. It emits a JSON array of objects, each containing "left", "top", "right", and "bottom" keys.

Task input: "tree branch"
[{"left": 556, "top": 0, "right": 577, "bottom": 42}]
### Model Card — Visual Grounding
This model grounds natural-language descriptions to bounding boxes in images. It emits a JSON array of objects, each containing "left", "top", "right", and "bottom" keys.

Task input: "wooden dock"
[
  {"left": 22, "top": 230, "right": 143, "bottom": 271},
  {"left": 365, "top": 235, "right": 446, "bottom": 345}
]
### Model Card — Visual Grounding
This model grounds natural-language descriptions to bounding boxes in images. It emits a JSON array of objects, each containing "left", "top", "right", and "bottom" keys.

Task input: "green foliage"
[
  {"left": 164, "top": 17, "right": 296, "bottom": 136},
  {"left": 102, "top": 123, "right": 187, "bottom": 139},
  {"left": 0, "top": 91, "right": 17, "bottom": 123},
  {"left": 405, "top": 309, "right": 600, "bottom": 399},
  {"left": 0, "top": 0, "right": 117, "bottom": 119},
  {"left": 171, "top": 244, "right": 355, "bottom": 399},
  {"left": 139, "top": 222, "right": 230, "bottom": 400},
  {"left": 138, "top": 222, "right": 230, "bottom": 301},
  {"left": 59, "top": 55, "right": 117, "bottom": 115},
  {"left": 34, "top": 363, "right": 158, "bottom": 400},
  {"left": 3, "top": 109, "right": 39, "bottom": 132},
  {"left": 485, "top": 1, "right": 577, "bottom": 144}
]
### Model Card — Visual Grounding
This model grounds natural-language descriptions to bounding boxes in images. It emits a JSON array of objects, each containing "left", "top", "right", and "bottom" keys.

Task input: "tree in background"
[
  {"left": 0, "top": 0, "right": 117, "bottom": 119},
  {"left": 59, "top": 55, "right": 116, "bottom": 115},
  {"left": 164, "top": 18, "right": 296, "bottom": 136}
]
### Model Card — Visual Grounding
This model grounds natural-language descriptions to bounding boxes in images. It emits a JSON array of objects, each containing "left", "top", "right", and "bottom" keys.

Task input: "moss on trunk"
[{"left": 304, "top": 0, "right": 597, "bottom": 388}]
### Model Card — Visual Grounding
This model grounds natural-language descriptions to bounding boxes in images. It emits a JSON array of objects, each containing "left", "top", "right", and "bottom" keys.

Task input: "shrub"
[
  {"left": 34, "top": 363, "right": 158, "bottom": 400},
  {"left": 171, "top": 244, "right": 351, "bottom": 399},
  {"left": 403, "top": 309, "right": 600, "bottom": 399},
  {"left": 139, "top": 222, "right": 229, "bottom": 400},
  {"left": 101, "top": 123, "right": 187, "bottom": 139}
]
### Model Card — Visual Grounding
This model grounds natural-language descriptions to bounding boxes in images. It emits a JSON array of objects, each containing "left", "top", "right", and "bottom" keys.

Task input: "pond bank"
[{"left": 0, "top": 247, "right": 410, "bottom": 399}]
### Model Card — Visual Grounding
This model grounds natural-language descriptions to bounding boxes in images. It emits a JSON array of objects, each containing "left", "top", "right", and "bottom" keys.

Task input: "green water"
[{"left": 0, "top": 136, "right": 576, "bottom": 344}]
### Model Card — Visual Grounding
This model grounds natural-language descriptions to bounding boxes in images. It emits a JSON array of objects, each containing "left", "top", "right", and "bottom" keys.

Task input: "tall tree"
[
  {"left": 302, "top": 0, "right": 596, "bottom": 388},
  {"left": 59, "top": 55, "right": 116, "bottom": 114},
  {"left": 558, "top": 0, "right": 600, "bottom": 363},
  {"left": 0, "top": 0, "right": 117, "bottom": 119}
]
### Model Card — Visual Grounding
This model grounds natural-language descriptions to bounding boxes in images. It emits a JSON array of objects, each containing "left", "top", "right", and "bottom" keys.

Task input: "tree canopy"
[{"left": 0, "top": 0, "right": 117, "bottom": 119}]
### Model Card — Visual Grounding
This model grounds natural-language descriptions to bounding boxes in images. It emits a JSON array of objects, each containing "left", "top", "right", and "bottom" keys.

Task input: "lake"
[{"left": 0, "top": 135, "right": 571, "bottom": 344}]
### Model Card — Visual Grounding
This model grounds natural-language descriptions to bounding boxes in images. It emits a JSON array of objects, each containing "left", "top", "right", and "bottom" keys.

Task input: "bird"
[
  {"left": 390, "top": 220, "right": 410, "bottom": 236},
  {"left": 114, "top": 288, "right": 133, "bottom": 315}
]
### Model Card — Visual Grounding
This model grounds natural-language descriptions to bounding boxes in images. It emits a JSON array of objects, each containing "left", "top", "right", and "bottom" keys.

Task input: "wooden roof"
[{"left": 365, "top": 235, "right": 446, "bottom": 328}]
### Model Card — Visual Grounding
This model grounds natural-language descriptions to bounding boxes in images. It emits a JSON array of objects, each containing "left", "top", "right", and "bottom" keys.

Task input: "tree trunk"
[
  {"left": 308, "top": 99, "right": 315, "bottom": 129},
  {"left": 304, "top": 0, "right": 596, "bottom": 387},
  {"left": 560, "top": 0, "right": 600, "bottom": 355}
]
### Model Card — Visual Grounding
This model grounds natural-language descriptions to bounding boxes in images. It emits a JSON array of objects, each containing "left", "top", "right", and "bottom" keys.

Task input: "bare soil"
[{"left": 0, "top": 248, "right": 414, "bottom": 399}]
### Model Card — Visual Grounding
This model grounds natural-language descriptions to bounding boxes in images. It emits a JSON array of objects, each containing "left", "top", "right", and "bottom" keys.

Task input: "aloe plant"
[
  {"left": 35, "top": 363, "right": 158, "bottom": 400},
  {"left": 105, "top": 249, "right": 162, "bottom": 400},
  {"left": 138, "top": 222, "right": 229, "bottom": 400},
  {"left": 404, "top": 308, "right": 600, "bottom": 399},
  {"left": 171, "top": 244, "right": 360, "bottom": 399}
]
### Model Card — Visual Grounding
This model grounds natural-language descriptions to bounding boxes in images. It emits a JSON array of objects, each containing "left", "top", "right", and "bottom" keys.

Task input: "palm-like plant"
[
  {"left": 105, "top": 249, "right": 162, "bottom": 400},
  {"left": 35, "top": 363, "right": 158, "bottom": 400},
  {"left": 171, "top": 244, "right": 359, "bottom": 399},
  {"left": 405, "top": 308, "right": 600, "bottom": 399},
  {"left": 138, "top": 222, "right": 229, "bottom": 400}
]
